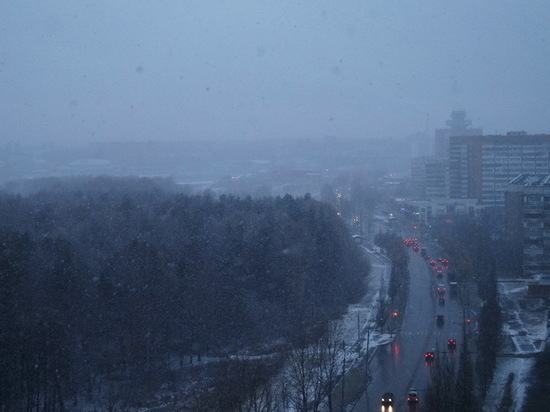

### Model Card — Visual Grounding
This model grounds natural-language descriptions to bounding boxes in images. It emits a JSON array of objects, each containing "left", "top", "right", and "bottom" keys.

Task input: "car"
[
  {"left": 437, "top": 284, "right": 446, "bottom": 294},
  {"left": 381, "top": 392, "right": 394, "bottom": 406},
  {"left": 407, "top": 388, "right": 420, "bottom": 404},
  {"left": 425, "top": 351, "right": 435, "bottom": 361},
  {"left": 447, "top": 339, "right": 457, "bottom": 350},
  {"left": 439, "top": 296, "right": 446, "bottom": 306},
  {"left": 436, "top": 314, "right": 445, "bottom": 325}
]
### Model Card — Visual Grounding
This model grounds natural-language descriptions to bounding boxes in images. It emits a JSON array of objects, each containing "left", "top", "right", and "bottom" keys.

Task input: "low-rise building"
[
  {"left": 527, "top": 274, "right": 550, "bottom": 298},
  {"left": 400, "top": 198, "right": 481, "bottom": 224}
]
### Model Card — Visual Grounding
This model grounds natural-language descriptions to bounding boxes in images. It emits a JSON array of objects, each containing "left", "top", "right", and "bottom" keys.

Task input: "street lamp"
[
  {"left": 365, "top": 325, "right": 372, "bottom": 407},
  {"left": 341, "top": 340, "right": 346, "bottom": 412}
]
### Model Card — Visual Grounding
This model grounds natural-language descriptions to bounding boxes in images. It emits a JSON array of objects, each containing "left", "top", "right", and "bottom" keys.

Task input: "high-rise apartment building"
[
  {"left": 449, "top": 133, "right": 550, "bottom": 207},
  {"left": 506, "top": 174, "right": 550, "bottom": 277},
  {"left": 448, "top": 135, "right": 483, "bottom": 200}
]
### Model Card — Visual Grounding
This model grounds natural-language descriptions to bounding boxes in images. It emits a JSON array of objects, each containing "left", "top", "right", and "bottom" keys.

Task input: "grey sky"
[{"left": 2, "top": 1, "right": 550, "bottom": 145}]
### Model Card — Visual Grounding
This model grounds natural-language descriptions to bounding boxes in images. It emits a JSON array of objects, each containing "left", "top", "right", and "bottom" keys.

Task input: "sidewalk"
[
  {"left": 483, "top": 281, "right": 548, "bottom": 411},
  {"left": 324, "top": 244, "right": 398, "bottom": 411},
  {"left": 337, "top": 245, "right": 394, "bottom": 383}
]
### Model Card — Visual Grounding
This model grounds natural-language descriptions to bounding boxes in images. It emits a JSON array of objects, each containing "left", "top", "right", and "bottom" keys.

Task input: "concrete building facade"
[
  {"left": 411, "top": 156, "right": 448, "bottom": 200},
  {"left": 506, "top": 174, "right": 550, "bottom": 277},
  {"left": 450, "top": 133, "right": 550, "bottom": 207},
  {"left": 425, "top": 160, "right": 448, "bottom": 199},
  {"left": 401, "top": 198, "right": 481, "bottom": 224},
  {"left": 448, "top": 135, "right": 483, "bottom": 200}
]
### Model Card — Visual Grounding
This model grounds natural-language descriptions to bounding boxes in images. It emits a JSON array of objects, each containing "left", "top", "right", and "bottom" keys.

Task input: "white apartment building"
[{"left": 449, "top": 132, "right": 550, "bottom": 207}]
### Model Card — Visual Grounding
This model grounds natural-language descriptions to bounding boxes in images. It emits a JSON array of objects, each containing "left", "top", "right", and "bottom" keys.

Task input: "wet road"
[{"left": 353, "top": 244, "right": 463, "bottom": 411}]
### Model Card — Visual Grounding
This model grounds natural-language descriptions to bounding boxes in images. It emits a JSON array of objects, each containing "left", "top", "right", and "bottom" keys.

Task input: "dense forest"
[{"left": 0, "top": 176, "right": 369, "bottom": 410}]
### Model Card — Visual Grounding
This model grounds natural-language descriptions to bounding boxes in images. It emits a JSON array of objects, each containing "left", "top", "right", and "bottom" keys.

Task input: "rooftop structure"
[{"left": 434, "top": 111, "right": 482, "bottom": 158}]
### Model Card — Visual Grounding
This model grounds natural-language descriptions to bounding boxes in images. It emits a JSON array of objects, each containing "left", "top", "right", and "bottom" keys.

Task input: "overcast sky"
[{"left": 2, "top": 1, "right": 550, "bottom": 145}]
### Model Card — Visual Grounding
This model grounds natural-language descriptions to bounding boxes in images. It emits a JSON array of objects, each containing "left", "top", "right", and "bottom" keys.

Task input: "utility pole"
[
  {"left": 341, "top": 341, "right": 346, "bottom": 412},
  {"left": 365, "top": 325, "right": 372, "bottom": 407},
  {"left": 357, "top": 313, "right": 360, "bottom": 341}
]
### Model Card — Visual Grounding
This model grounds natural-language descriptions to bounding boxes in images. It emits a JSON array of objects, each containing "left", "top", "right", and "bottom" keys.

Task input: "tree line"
[
  {"left": 0, "top": 176, "right": 369, "bottom": 411},
  {"left": 426, "top": 217, "right": 503, "bottom": 410},
  {"left": 373, "top": 232, "right": 409, "bottom": 327}
]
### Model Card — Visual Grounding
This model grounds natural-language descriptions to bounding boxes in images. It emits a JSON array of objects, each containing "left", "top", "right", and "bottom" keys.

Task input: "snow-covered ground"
[
  {"left": 326, "top": 245, "right": 394, "bottom": 411},
  {"left": 338, "top": 245, "right": 393, "bottom": 354},
  {"left": 483, "top": 357, "right": 536, "bottom": 412},
  {"left": 483, "top": 281, "right": 549, "bottom": 411},
  {"left": 155, "top": 245, "right": 394, "bottom": 412}
]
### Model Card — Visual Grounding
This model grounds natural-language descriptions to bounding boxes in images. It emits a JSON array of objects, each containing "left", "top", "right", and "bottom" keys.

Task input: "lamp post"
[
  {"left": 365, "top": 325, "right": 372, "bottom": 407},
  {"left": 341, "top": 340, "right": 346, "bottom": 412}
]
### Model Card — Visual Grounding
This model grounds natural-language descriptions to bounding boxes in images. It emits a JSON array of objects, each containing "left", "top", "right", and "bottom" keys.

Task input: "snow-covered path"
[{"left": 483, "top": 281, "right": 548, "bottom": 411}]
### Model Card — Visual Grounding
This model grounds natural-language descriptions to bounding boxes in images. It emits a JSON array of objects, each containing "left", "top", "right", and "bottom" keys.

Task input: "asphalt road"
[{"left": 352, "top": 240, "right": 464, "bottom": 411}]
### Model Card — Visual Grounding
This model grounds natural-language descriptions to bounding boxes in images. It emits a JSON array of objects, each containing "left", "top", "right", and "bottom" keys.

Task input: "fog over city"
[
  {"left": 2, "top": 0, "right": 550, "bottom": 146},
  {"left": 4, "top": 2, "right": 550, "bottom": 412}
]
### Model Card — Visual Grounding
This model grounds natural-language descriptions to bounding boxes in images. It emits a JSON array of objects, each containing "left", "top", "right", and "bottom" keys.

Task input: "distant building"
[
  {"left": 434, "top": 111, "right": 482, "bottom": 158},
  {"left": 411, "top": 156, "right": 434, "bottom": 199},
  {"left": 425, "top": 160, "right": 448, "bottom": 200},
  {"left": 410, "top": 157, "right": 448, "bottom": 200},
  {"left": 506, "top": 174, "right": 550, "bottom": 277},
  {"left": 408, "top": 111, "right": 480, "bottom": 202},
  {"left": 400, "top": 198, "right": 481, "bottom": 224},
  {"left": 450, "top": 133, "right": 550, "bottom": 207},
  {"left": 448, "top": 134, "right": 483, "bottom": 201}
]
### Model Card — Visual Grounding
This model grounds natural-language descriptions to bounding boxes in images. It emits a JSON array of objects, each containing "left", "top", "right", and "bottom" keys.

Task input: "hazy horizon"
[{"left": 2, "top": 1, "right": 550, "bottom": 146}]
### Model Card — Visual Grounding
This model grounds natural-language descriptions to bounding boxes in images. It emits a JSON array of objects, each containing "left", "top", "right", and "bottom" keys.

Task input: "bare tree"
[
  {"left": 285, "top": 344, "right": 323, "bottom": 411},
  {"left": 425, "top": 353, "right": 458, "bottom": 411},
  {"left": 317, "top": 324, "right": 345, "bottom": 412},
  {"left": 283, "top": 324, "right": 345, "bottom": 412}
]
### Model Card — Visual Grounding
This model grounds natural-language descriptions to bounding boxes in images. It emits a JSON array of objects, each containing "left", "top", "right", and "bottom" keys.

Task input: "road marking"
[{"left": 401, "top": 331, "right": 445, "bottom": 336}]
